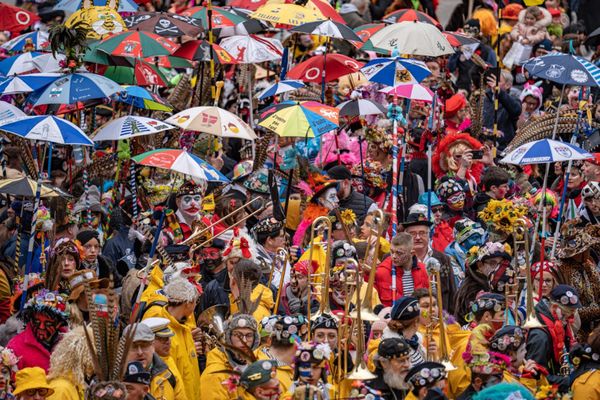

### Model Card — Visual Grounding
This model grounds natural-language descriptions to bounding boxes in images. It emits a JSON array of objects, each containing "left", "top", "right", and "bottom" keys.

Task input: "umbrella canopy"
[
  {"left": 0, "top": 115, "right": 93, "bottom": 146},
  {"left": 256, "top": 79, "right": 305, "bottom": 99},
  {"left": 379, "top": 83, "right": 435, "bottom": 102},
  {"left": 361, "top": 57, "right": 431, "bottom": 87},
  {"left": 258, "top": 100, "right": 339, "bottom": 137},
  {"left": 0, "top": 100, "right": 26, "bottom": 121},
  {"left": 337, "top": 99, "right": 386, "bottom": 117},
  {"left": 0, "top": 177, "right": 63, "bottom": 197},
  {"left": 93, "top": 116, "right": 175, "bottom": 141},
  {"left": 123, "top": 12, "right": 202, "bottom": 37},
  {"left": 0, "top": 52, "right": 43, "bottom": 76},
  {"left": 180, "top": 6, "right": 247, "bottom": 29},
  {"left": 442, "top": 31, "right": 480, "bottom": 47},
  {"left": 291, "top": 19, "right": 362, "bottom": 41},
  {"left": 0, "top": 73, "right": 60, "bottom": 95},
  {"left": 251, "top": 2, "right": 323, "bottom": 26},
  {"left": 383, "top": 9, "right": 442, "bottom": 28},
  {"left": 98, "top": 60, "right": 168, "bottom": 86},
  {"left": 133, "top": 149, "right": 229, "bottom": 182},
  {"left": 0, "top": 4, "right": 39, "bottom": 35},
  {"left": 369, "top": 21, "right": 453, "bottom": 57},
  {"left": 144, "top": 56, "right": 192, "bottom": 69},
  {"left": 228, "top": 0, "right": 268, "bottom": 10},
  {"left": 219, "top": 35, "right": 283, "bottom": 63},
  {"left": 500, "top": 139, "right": 593, "bottom": 165},
  {"left": 522, "top": 53, "right": 600, "bottom": 87},
  {"left": 96, "top": 31, "right": 179, "bottom": 58},
  {"left": 172, "top": 40, "right": 237, "bottom": 64},
  {"left": 287, "top": 54, "right": 363, "bottom": 83},
  {"left": 31, "top": 53, "right": 69, "bottom": 73},
  {"left": 27, "top": 73, "right": 123, "bottom": 106},
  {"left": 53, "top": 0, "right": 138, "bottom": 13},
  {"left": 114, "top": 85, "right": 173, "bottom": 111},
  {"left": 305, "top": 0, "right": 344, "bottom": 23},
  {"left": 166, "top": 106, "right": 257, "bottom": 140},
  {"left": 1, "top": 31, "right": 49, "bottom": 52}
]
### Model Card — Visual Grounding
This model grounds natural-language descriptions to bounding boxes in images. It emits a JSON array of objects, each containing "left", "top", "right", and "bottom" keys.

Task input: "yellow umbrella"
[
  {"left": 0, "top": 177, "right": 64, "bottom": 198},
  {"left": 251, "top": 0, "right": 323, "bottom": 26}
]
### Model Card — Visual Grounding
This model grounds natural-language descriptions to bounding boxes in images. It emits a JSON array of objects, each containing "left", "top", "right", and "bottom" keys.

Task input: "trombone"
[
  {"left": 427, "top": 258, "right": 456, "bottom": 371},
  {"left": 271, "top": 247, "right": 290, "bottom": 314}
]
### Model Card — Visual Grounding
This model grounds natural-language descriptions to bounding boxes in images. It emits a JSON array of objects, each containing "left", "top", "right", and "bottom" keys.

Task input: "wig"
[{"left": 48, "top": 325, "right": 94, "bottom": 388}]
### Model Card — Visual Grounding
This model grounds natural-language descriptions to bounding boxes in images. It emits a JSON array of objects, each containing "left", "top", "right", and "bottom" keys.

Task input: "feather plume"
[
  {"left": 234, "top": 275, "right": 261, "bottom": 317},
  {"left": 220, "top": 339, "right": 257, "bottom": 364}
]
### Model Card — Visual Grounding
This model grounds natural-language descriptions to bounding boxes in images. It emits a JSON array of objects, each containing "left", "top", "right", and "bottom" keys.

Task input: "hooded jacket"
[
  {"left": 228, "top": 283, "right": 274, "bottom": 323},
  {"left": 7, "top": 323, "right": 53, "bottom": 372},
  {"left": 47, "top": 376, "right": 83, "bottom": 400},
  {"left": 200, "top": 347, "right": 239, "bottom": 400},
  {"left": 150, "top": 353, "right": 188, "bottom": 400}
]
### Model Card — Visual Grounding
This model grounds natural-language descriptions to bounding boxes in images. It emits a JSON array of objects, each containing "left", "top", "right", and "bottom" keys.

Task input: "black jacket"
[
  {"left": 366, "top": 370, "right": 409, "bottom": 400},
  {"left": 339, "top": 189, "right": 374, "bottom": 225},
  {"left": 483, "top": 89, "right": 522, "bottom": 149},
  {"left": 472, "top": 192, "right": 493, "bottom": 214}
]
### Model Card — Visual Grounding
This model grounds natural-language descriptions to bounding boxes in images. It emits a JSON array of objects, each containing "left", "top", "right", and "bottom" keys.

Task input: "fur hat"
[
  {"left": 163, "top": 278, "right": 199, "bottom": 304},
  {"left": 519, "top": 82, "right": 543, "bottom": 111}
]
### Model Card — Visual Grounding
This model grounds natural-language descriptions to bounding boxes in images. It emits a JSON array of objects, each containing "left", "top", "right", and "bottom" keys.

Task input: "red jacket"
[
  {"left": 7, "top": 324, "right": 53, "bottom": 372},
  {"left": 374, "top": 256, "right": 430, "bottom": 307}
]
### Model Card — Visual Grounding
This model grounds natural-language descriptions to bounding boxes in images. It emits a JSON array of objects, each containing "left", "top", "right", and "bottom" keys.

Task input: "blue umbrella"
[
  {"left": 0, "top": 52, "right": 43, "bottom": 75},
  {"left": 255, "top": 79, "right": 305, "bottom": 100},
  {"left": 27, "top": 73, "right": 123, "bottom": 106},
  {"left": 523, "top": 52, "right": 600, "bottom": 87},
  {"left": 1, "top": 31, "right": 49, "bottom": 52},
  {"left": 360, "top": 57, "right": 431, "bottom": 87},
  {"left": 500, "top": 139, "right": 593, "bottom": 165},
  {"left": 0, "top": 115, "right": 94, "bottom": 146},
  {"left": 53, "top": 0, "right": 138, "bottom": 12},
  {"left": 0, "top": 73, "right": 60, "bottom": 95},
  {"left": 113, "top": 85, "right": 172, "bottom": 111}
]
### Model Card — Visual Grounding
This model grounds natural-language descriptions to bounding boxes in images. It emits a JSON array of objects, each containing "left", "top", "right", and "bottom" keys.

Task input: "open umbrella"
[
  {"left": 500, "top": 139, "right": 593, "bottom": 165},
  {"left": 31, "top": 53, "right": 69, "bottom": 73},
  {"left": 383, "top": 9, "right": 442, "bottom": 28},
  {"left": 114, "top": 85, "right": 172, "bottom": 111},
  {"left": 172, "top": 40, "right": 237, "bottom": 64},
  {"left": 251, "top": 2, "right": 323, "bottom": 26},
  {"left": 133, "top": 149, "right": 229, "bottom": 182},
  {"left": 0, "top": 4, "right": 39, "bottom": 35},
  {"left": 0, "top": 177, "right": 63, "bottom": 197},
  {"left": 1, "top": 31, "right": 49, "bottom": 52},
  {"left": 27, "top": 73, "right": 123, "bottom": 106},
  {"left": 291, "top": 19, "right": 362, "bottom": 42},
  {"left": 0, "top": 100, "right": 26, "bottom": 121},
  {"left": 0, "top": 73, "right": 60, "bottom": 95},
  {"left": 287, "top": 54, "right": 363, "bottom": 83},
  {"left": 228, "top": 0, "right": 268, "bottom": 11},
  {"left": 123, "top": 12, "right": 202, "bottom": 37},
  {"left": 0, "top": 115, "right": 93, "bottom": 146},
  {"left": 361, "top": 57, "right": 431, "bottom": 87},
  {"left": 0, "top": 52, "right": 43, "bottom": 76},
  {"left": 219, "top": 34, "right": 283, "bottom": 63},
  {"left": 166, "top": 106, "right": 257, "bottom": 140},
  {"left": 523, "top": 53, "right": 600, "bottom": 87},
  {"left": 336, "top": 99, "right": 385, "bottom": 117},
  {"left": 93, "top": 116, "right": 175, "bottom": 141},
  {"left": 53, "top": 0, "right": 138, "bottom": 13},
  {"left": 443, "top": 31, "right": 480, "bottom": 47},
  {"left": 144, "top": 56, "right": 193, "bottom": 69},
  {"left": 180, "top": 6, "right": 247, "bottom": 29},
  {"left": 258, "top": 100, "right": 339, "bottom": 137},
  {"left": 98, "top": 60, "right": 168, "bottom": 86},
  {"left": 379, "top": 83, "right": 435, "bottom": 102},
  {"left": 96, "top": 31, "right": 179, "bottom": 58},
  {"left": 369, "top": 21, "right": 453, "bottom": 57},
  {"left": 256, "top": 79, "right": 305, "bottom": 99}
]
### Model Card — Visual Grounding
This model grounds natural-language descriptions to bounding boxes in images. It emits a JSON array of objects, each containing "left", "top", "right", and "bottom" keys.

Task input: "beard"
[{"left": 383, "top": 369, "right": 409, "bottom": 390}]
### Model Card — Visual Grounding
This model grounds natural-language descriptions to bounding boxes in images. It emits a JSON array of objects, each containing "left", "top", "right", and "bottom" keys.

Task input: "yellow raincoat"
[
  {"left": 572, "top": 370, "right": 600, "bottom": 399},
  {"left": 448, "top": 331, "right": 471, "bottom": 399},
  {"left": 200, "top": 347, "right": 238, "bottom": 400},
  {"left": 143, "top": 306, "right": 200, "bottom": 400},
  {"left": 229, "top": 284, "right": 274, "bottom": 322},
  {"left": 140, "top": 265, "right": 166, "bottom": 305},
  {"left": 255, "top": 348, "right": 294, "bottom": 396},
  {"left": 47, "top": 377, "right": 83, "bottom": 400},
  {"left": 150, "top": 354, "right": 189, "bottom": 400}
]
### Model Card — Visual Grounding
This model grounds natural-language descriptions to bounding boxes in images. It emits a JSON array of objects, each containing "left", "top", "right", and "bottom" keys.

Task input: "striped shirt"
[{"left": 401, "top": 270, "right": 414, "bottom": 296}]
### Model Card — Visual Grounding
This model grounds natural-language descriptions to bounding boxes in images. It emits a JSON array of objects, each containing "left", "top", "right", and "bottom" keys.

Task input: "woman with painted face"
[
  {"left": 290, "top": 342, "right": 332, "bottom": 400},
  {"left": 76, "top": 230, "right": 122, "bottom": 288}
]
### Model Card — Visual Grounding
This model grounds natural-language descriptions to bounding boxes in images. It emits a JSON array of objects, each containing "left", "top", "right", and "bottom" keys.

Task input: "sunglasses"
[
  {"left": 24, "top": 389, "right": 50, "bottom": 397},
  {"left": 431, "top": 206, "right": 443, "bottom": 213}
]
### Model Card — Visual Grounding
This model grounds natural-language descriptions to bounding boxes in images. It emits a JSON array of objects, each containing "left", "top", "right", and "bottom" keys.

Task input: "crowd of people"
[{"left": 1, "top": 0, "right": 600, "bottom": 399}]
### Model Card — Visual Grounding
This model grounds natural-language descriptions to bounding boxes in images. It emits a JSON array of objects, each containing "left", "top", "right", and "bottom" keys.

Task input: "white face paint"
[
  {"left": 177, "top": 194, "right": 202, "bottom": 219},
  {"left": 319, "top": 187, "right": 339, "bottom": 210}
]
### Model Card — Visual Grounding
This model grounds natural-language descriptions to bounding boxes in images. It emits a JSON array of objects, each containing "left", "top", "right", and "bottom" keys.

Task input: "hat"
[
  {"left": 176, "top": 180, "right": 203, "bottom": 197},
  {"left": 453, "top": 218, "right": 485, "bottom": 245},
  {"left": 331, "top": 240, "right": 357, "bottom": 266},
  {"left": 405, "top": 362, "right": 447, "bottom": 389},
  {"left": 391, "top": 296, "right": 420, "bottom": 321},
  {"left": 123, "top": 361, "right": 151, "bottom": 385},
  {"left": 123, "top": 323, "right": 155, "bottom": 342},
  {"left": 163, "top": 278, "right": 199, "bottom": 304},
  {"left": 436, "top": 178, "right": 465, "bottom": 204},
  {"left": 23, "top": 289, "right": 69, "bottom": 323},
  {"left": 582, "top": 181, "right": 600, "bottom": 200},
  {"left": 468, "top": 292, "right": 505, "bottom": 316},
  {"left": 13, "top": 367, "right": 55, "bottom": 397},
  {"left": 259, "top": 315, "right": 308, "bottom": 343},
  {"left": 164, "top": 245, "right": 192, "bottom": 262},
  {"left": 547, "top": 7, "right": 561, "bottom": 17},
  {"left": 222, "top": 228, "right": 256, "bottom": 261},
  {"left": 67, "top": 269, "right": 110, "bottom": 301},
  {"left": 76, "top": 229, "right": 100, "bottom": 246},
  {"left": 311, "top": 314, "right": 338, "bottom": 332},
  {"left": 555, "top": 220, "right": 600, "bottom": 259},
  {"left": 240, "top": 360, "right": 278, "bottom": 390},
  {"left": 401, "top": 211, "right": 433, "bottom": 228},
  {"left": 327, "top": 165, "right": 352, "bottom": 181},
  {"left": 519, "top": 82, "right": 544, "bottom": 111},
  {"left": 445, "top": 93, "right": 467, "bottom": 118},
  {"left": 243, "top": 168, "right": 270, "bottom": 194},
  {"left": 295, "top": 342, "right": 332, "bottom": 367},
  {"left": 489, "top": 325, "right": 525, "bottom": 353},
  {"left": 292, "top": 259, "right": 318, "bottom": 276},
  {"left": 224, "top": 314, "right": 259, "bottom": 350},
  {"left": 378, "top": 337, "right": 411, "bottom": 359},
  {"left": 141, "top": 317, "right": 174, "bottom": 338},
  {"left": 587, "top": 153, "right": 600, "bottom": 166},
  {"left": 549, "top": 285, "right": 582, "bottom": 308},
  {"left": 468, "top": 242, "right": 512, "bottom": 266},
  {"left": 251, "top": 217, "right": 284, "bottom": 242},
  {"left": 502, "top": 3, "right": 523, "bottom": 20},
  {"left": 418, "top": 192, "right": 443, "bottom": 208}
]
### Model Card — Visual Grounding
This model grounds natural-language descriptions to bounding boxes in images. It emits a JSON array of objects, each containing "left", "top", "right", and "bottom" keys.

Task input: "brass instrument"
[
  {"left": 272, "top": 247, "right": 290, "bottom": 314},
  {"left": 514, "top": 219, "right": 543, "bottom": 329},
  {"left": 306, "top": 216, "right": 336, "bottom": 326},
  {"left": 196, "top": 304, "right": 230, "bottom": 354},
  {"left": 335, "top": 261, "right": 358, "bottom": 385},
  {"left": 427, "top": 258, "right": 456, "bottom": 371},
  {"left": 351, "top": 209, "right": 385, "bottom": 322},
  {"left": 347, "top": 258, "right": 377, "bottom": 380}
]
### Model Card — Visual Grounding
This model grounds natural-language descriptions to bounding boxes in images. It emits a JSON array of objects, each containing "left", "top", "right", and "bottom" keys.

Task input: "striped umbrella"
[
  {"left": 336, "top": 99, "right": 386, "bottom": 117},
  {"left": 53, "top": 0, "right": 138, "bottom": 13},
  {"left": 383, "top": 9, "right": 442, "bottom": 28},
  {"left": 180, "top": 6, "right": 247, "bottom": 29},
  {"left": 0, "top": 73, "right": 60, "bottom": 95},
  {"left": 443, "top": 31, "right": 480, "bottom": 48},
  {"left": 500, "top": 139, "right": 593, "bottom": 165},
  {"left": 258, "top": 100, "right": 339, "bottom": 137},
  {"left": 0, "top": 52, "right": 43, "bottom": 75},
  {"left": 0, "top": 177, "right": 62, "bottom": 197},
  {"left": 219, "top": 35, "right": 283, "bottom": 63},
  {"left": 96, "top": 31, "right": 179, "bottom": 58},
  {"left": 291, "top": 19, "right": 362, "bottom": 42},
  {"left": 0, "top": 100, "right": 26, "bottom": 121},
  {"left": 255, "top": 79, "right": 305, "bottom": 99},
  {"left": 1, "top": 31, "right": 49, "bottom": 52},
  {"left": 114, "top": 85, "right": 173, "bottom": 111},
  {"left": 379, "top": 83, "right": 435, "bottom": 102},
  {"left": 26, "top": 73, "right": 123, "bottom": 106},
  {"left": 93, "top": 116, "right": 175, "bottom": 141},
  {"left": 132, "top": 149, "right": 229, "bottom": 182},
  {"left": 361, "top": 57, "right": 431, "bottom": 87},
  {"left": 0, "top": 115, "right": 94, "bottom": 146},
  {"left": 173, "top": 40, "right": 237, "bottom": 64}
]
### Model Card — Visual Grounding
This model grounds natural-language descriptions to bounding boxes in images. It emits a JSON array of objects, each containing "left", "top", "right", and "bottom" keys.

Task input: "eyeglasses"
[
  {"left": 431, "top": 206, "right": 443, "bottom": 213},
  {"left": 232, "top": 332, "right": 255, "bottom": 342},
  {"left": 409, "top": 231, "right": 429, "bottom": 238},
  {"left": 24, "top": 388, "right": 50, "bottom": 397}
]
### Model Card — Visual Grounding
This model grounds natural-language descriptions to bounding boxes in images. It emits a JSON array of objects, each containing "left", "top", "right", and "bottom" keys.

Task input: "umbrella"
[
  {"left": 361, "top": 57, "right": 431, "bottom": 87},
  {"left": 443, "top": 31, "right": 480, "bottom": 47},
  {"left": 369, "top": 21, "right": 454, "bottom": 57},
  {"left": 31, "top": 53, "right": 69, "bottom": 73},
  {"left": 258, "top": 100, "right": 339, "bottom": 137},
  {"left": 132, "top": 149, "right": 229, "bottom": 182},
  {"left": 256, "top": 79, "right": 305, "bottom": 99},
  {"left": 337, "top": 99, "right": 386, "bottom": 117},
  {"left": 304, "top": 0, "right": 344, "bottom": 23},
  {"left": 0, "top": 115, "right": 93, "bottom": 146},
  {"left": 215, "top": 6, "right": 270, "bottom": 37},
  {"left": 500, "top": 139, "right": 593, "bottom": 165},
  {"left": 219, "top": 35, "right": 283, "bottom": 63},
  {"left": 522, "top": 53, "right": 600, "bottom": 87},
  {"left": 27, "top": 73, "right": 123, "bottom": 106},
  {"left": 353, "top": 23, "right": 386, "bottom": 51},
  {"left": 379, "top": 83, "right": 435, "bottom": 102},
  {"left": 0, "top": 100, "right": 26, "bottom": 121},
  {"left": 251, "top": 2, "right": 323, "bottom": 26},
  {"left": 166, "top": 106, "right": 257, "bottom": 140},
  {"left": 144, "top": 56, "right": 192, "bottom": 69},
  {"left": 98, "top": 60, "right": 168, "bottom": 86},
  {"left": 0, "top": 73, "right": 60, "bottom": 95},
  {"left": 123, "top": 12, "right": 202, "bottom": 37},
  {"left": 0, "top": 4, "right": 39, "bottom": 35},
  {"left": 1, "top": 31, "right": 49, "bottom": 52},
  {"left": 287, "top": 54, "right": 363, "bottom": 83},
  {"left": 114, "top": 85, "right": 173, "bottom": 111},
  {"left": 0, "top": 52, "right": 43, "bottom": 76},
  {"left": 0, "top": 177, "right": 63, "bottom": 197},
  {"left": 96, "top": 31, "right": 179, "bottom": 58},
  {"left": 291, "top": 19, "right": 362, "bottom": 42},
  {"left": 228, "top": 0, "right": 268, "bottom": 11},
  {"left": 53, "top": 0, "right": 138, "bottom": 13},
  {"left": 93, "top": 116, "right": 175, "bottom": 141},
  {"left": 172, "top": 40, "right": 237, "bottom": 64},
  {"left": 383, "top": 9, "right": 442, "bottom": 28},
  {"left": 180, "top": 6, "right": 247, "bottom": 29}
]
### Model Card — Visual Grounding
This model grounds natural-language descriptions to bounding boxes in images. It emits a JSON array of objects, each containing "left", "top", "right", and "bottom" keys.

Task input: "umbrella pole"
[
  {"left": 551, "top": 84, "right": 565, "bottom": 140},
  {"left": 551, "top": 159, "right": 572, "bottom": 259},
  {"left": 391, "top": 107, "right": 399, "bottom": 237},
  {"left": 321, "top": 37, "right": 329, "bottom": 104},
  {"left": 208, "top": 0, "right": 216, "bottom": 102},
  {"left": 530, "top": 162, "right": 550, "bottom": 254},
  {"left": 358, "top": 135, "right": 366, "bottom": 211},
  {"left": 13, "top": 196, "right": 25, "bottom": 273}
]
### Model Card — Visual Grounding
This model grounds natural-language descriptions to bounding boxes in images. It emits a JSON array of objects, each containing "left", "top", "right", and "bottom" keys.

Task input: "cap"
[
  {"left": 123, "top": 323, "right": 155, "bottom": 343},
  {"left": 405, "top": 362, "right": 447, "bottom": 389},
  {"left": 489, "top": 325, "right": 525, "bottom": 353},
  {"left": 327, "top": 165, "right": 352, "bottom": 181},
  {"left": 418, "top": 191, "right": 443, "bottom": 208},
  {"left": 445, "top": 93, "right": 467, "bottom": 117},
  {"left": 251, "top": 217, "right": 285, "bottom": 240},
  {"left": 331, "top": 240, "right": 357, "bottom": 265},
  {"left": 240, "top": 360, "right": 278, "bottom": 390},
  {"left": 141, "top": 317, "right": 174, "bottom": 338},
  {"left": 469, "top": 292, "right": 505, "bottom": 315},
  {"left": 311, "top": 314, "right": 338, "bottom": 332},
  {"left": 176, "top": 180, "right": 203, "bottom": 197},
  {"left": 587, "top": 153, "right": 600, "bottom": 166},
  {"left": 550, "top": 285, "right": 582, "bottom": 308},
  {"left": 391, "top": 296, "right": 420, "bottom": 321},
  {"left": 401, "top": 211, "right": 433, "bottom": 228},
  {"left": 378, "top": 337, "right": 411, "bottom": 359},
  {"left": 123, "top": 361, "right": 151, "bottom": 385},
  {"left": 292, "top": 260, "right": 318, "bottom": 276},
  {"left": 547, "top": 7, "right": 561, "bottom": 17}
]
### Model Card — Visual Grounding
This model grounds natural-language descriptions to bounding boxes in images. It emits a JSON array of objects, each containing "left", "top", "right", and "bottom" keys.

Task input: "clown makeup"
[
  {"left": 318, "top": 187, "right": 340, "bottom": 211},
  {"left": 60, "top": 254, "right": 77, "bottom": 279},
  {"left": 0, "top": 366, "right": 9, "bottom": 392},
  {"left": 31, "top": 311, "right": 62, "bottom": 347},
  {"left": 201, "top": 247, "right": 221, "bottom": 271},
  {"left": 446, "top": 192, "right": 465, "bottom": 211},
  {"left": 255, "top": 379, "right": 281, "bottom": 400},
  {"left": 178, "top": 195, "right": 202, "bottom": 219}
]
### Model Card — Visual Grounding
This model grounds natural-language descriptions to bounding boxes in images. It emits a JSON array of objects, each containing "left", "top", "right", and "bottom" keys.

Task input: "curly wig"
[
  {"left": 432, "top": 133, "right": 484, "bottom": 183},
  {"left": 48, "top": 325, "right": 94, "bottom": 388}
]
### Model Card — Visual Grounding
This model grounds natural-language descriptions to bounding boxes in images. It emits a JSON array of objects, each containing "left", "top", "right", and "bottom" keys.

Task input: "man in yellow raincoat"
[{"left": 237, "top": 360, "right": 281, "bottom": 400}]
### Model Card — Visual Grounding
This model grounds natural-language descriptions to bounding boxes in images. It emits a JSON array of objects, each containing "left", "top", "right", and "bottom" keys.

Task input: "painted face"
[
  {"left": 255, "top": 379, "right": 281, "bottom": 400},
  {"left": 462, "top": 234, "right": 483, "bottom": 252},
  {"left": 178, "top": 194, "right": 202, "bottom": 219},
  {"left": 446, "top": 142, "right": 472, "bottom": 172},
  {"left": 318, "top": 188, "right": 339, "bottom": 211},
  {"left": 31, "top": 311, "right": 61, "bottom": 346},
  {"left": 446, "top": 192, "right": 466, "bottom": 211},
  {"left": 0, "top": 366, "right": 9, "bottom": 392}
]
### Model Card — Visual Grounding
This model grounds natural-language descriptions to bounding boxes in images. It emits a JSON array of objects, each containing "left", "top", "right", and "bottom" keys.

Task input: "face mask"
[
  {"left": 31, "top": 312, "right": 61, "bottom": 346},
  {"left": 318, "top": 188, "right": 339, "bottom": 210}
]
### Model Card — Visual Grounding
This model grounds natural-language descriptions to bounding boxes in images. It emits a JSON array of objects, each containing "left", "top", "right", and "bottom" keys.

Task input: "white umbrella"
[
  {"left": 31, "top": 53, "right": 66, "bottom": 73},
  {"left": 93, "top": 116, "right": 176, "bottom": 141},
  {"left": 369, "top": 21, "right": 454, "bottom": 57},
  {"left": 379, "top": 83, "right": 435, "bottom": 102},
  {"left": 500, "top": 139, "right": 593, "bottom": 165},
  {"left": 166, "top": 106, "right": 257, "bottom": 140},
  {"left": 336, "top": 99, "right": 386, "bottom": 117},
  {"left": 219, "top": 34, "right": 283, "bottom": 63},
  {"left": 0, "top": 101, "right": 26, "bottom": 122}
]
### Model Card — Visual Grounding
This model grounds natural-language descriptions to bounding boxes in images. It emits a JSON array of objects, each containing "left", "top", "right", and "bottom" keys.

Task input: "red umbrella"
[
  {"left": 173, "top": 39, "right": 238, "bottom": 64},
  {"left": 442, "top": 31, "right": 480, "bottom": 47},
  {"left": 383, "top": 8, "right": 441, "bottom": 29},
  {"left": 228, "top": 0, "right": 268, "bottom": 11},
  {"left": 286, "top": 54, "right": 363, "bottom": 83},
  {"left": 304, "top": 0, "right": 344, "bottom": 24},
  {"left": 0, "top": 4, "right": 39, "bottom": 36}
]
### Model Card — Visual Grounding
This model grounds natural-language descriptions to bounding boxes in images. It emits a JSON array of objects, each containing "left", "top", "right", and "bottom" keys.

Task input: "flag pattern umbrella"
[
  {"left": 0, "top": 73, "right": 60, "bottom": 95},
  {"left": 500, "top": 139, "right": 593, "bottom": 165},
  {"left": 258, "top": 100, "right": 339, "bottom": 137},
  {"left": 26, "top": 73, "right": 123, "bottom": 106},
  {"left": 0, "top": 4, "right": 39, "bottom": 35},
  {"left": 172, "top": 40, "right": 237, "bottom": 64},
  {"left": 0, "top": 52, "right": 43, "bottom": 76},
  {"left": 379, "top": 83, "right": 435, "bottom": 102},
  {"left": 114, "top": 85, "right": 173, "bottom": 111},
  {"left": 166, "top": 106, "right": 257, "bottom": 140},
  {"left": 0, "top": 100, "right": 26, "bottom": 121},
  {"left": 180, "top": 6, "right": 247, "bottom": 29},
  {"left": 0, "top": 115, "right": 94, "bottom": 146},
  {"left": 93, "top": 116, "right": 175, "bottom": 141},
  {"left": 256, "top": 79, "right": 305, "bottom": 100},
  {"left": 133, "top": 149, "right": 229, "bottom": 182},
  {"left": 1, "top": 31, "right": 49, "bottom": 52},
  {"left": 0, "top": 177, "right": 62, "bottom": 197},
  {"left": 369, "top": 21, "right": 454, "bottom": 57},
  {"left": 523, "top": 53, "right": 600, "bottom": 87},
  {"left": 383, "top": 9, "right": 442, "bottom": 28},
  {"left": 219, "top": 35, "right": 283, "bottom": 63},
  {"left": 291, "top": 19, "right": 362, "bottom": 42},
  {"left": 336, "top": 99, "right": 386, "bottom": 117},
  {"left": 361, "top": 57, "right": 431, "bottom": 87},
  {"left": 287, "top": 54, "right": 363, "bottom": 83},
  {"left": 123, "top": 12, "right": 202, "bottom": 37},
  {"left": 96, "top": 31, "right": 179, "bottom": 58}
]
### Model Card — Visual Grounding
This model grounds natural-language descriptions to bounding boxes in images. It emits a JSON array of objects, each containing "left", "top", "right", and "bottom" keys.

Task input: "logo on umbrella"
[
  {"left": 147, "top": 153, "right": 176, "bottom": 168},
  {"left": 177, "top": 115, "right": 190, "bottom": 124},
  {"left": 570, "top": 69, "right": 589, "bottom": 84},
  {"left": 546, "top": 64, "right": 565, "bottom": 79},
  {"left": 200, "top": 112, "right": 218, "bottom": 126},
  {"left": 510, "top": 147, "right": 527, "bottom": 161},
  {"left": 304, "top": 67, "right": 321, "bottom": 81},
  {"left": 555, "top": 146, "right": 572, "bottom": 158}
]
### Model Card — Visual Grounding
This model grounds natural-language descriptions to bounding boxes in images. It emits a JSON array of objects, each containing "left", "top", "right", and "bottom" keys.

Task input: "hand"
[
  {"left": 460, "top": 151, "right": 473, "bottom": 169},
  {"left": 191, "top": 327, "right": 203, "bottom": 341},
  {"left": 482, "top": 145, "right": 495, "bottom": 166},
  {"left": 522, "top": 38, "right": 530, "bottom": 44},
  {"left": 486, "top": 74, "right": 497, "bottom": 89},
  {"left": 523, "top": 359, "right": 538, "bottom": 372},
  {"left": 289, "top": 245, "right": 301, "bottom": 262}
]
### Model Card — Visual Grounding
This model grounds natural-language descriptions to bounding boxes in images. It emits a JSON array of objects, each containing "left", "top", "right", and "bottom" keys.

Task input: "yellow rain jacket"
[
  {"left": 229, "top": 284, "right": 274, "bottom": 322},
  {"left": 47, "top": 377, "right": 83, "bottom": 400},
  {"left": 200, "top": 347, "right": 238, "bottom": 400},
  {"left": 255, "top": 348, "right": 294, "bottom": 396},
  {"left": 150, "top": 353, "right": 189, "bottom": 400},
  {"left": 140, "top": 265, "right": 166, "bottom": 304},
  {"left": 448, "top": 331, "right": 471, "bottom": 399},
  {"left": 143, "top": 306, "right": 200, "bottom": 400},
  {"left": 572, "top": 370, "right": 600, "bottom": 399}
]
